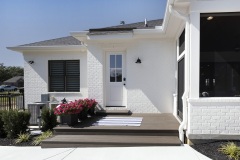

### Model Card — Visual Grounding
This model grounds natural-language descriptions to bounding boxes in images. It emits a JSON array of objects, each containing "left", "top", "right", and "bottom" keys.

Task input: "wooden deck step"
[
  {"left": 96, "top": 110, "right": 131, "bottom": 116},
  {"left": 42, "top": 135, "right": 181, "bottom": 148},
  {"left": 54, "top": 127, "right": 178, "bottom": 136}
]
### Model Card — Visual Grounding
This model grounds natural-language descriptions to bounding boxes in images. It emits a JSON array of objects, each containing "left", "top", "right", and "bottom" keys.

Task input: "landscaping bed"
[
  {"left": 191, "top": 140, "right": 240, "bottom": 160},
  {"left": 0, "top": 138, "right": 35, "bottom": 146}
]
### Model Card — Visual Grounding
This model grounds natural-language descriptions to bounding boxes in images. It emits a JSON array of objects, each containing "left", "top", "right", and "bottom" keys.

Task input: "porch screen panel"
[
  {"left": 177, "top": 57, "right": 184, "bottom": 119},
  {"left": 49, "top": 60, "right": 80, "bottom": 92}
]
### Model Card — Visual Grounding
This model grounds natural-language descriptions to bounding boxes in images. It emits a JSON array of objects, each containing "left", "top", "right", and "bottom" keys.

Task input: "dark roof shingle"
[
  {"left": 4, "top": 76, "right": 23, "bottom": 83},
  {"left": 20, "top": 36, "right": 82, "bottom": 47},
  {"left": 88, "top": 19, "right": 163, "bottom": 35}
]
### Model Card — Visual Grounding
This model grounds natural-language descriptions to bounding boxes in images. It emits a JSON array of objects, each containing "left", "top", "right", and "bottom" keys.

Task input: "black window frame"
[
  {"left": 200, "top": 13, "right": 240, "bottom": 97},
  {"left": 48, "top": 60, "right": 80, "bottom": 92},
  {"left": 179, "top": 29, "right": 185, "bottom": 55}
]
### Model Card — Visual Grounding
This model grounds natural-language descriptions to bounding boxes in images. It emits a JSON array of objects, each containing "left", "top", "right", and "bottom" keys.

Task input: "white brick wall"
[
  {"left": 23, "top": 51, "right": 87, "bottom": 108},
  {"left": 87, "top": 45, "right": 104, "bottom": 106},
  {"left": 125, "top": 39, "right": 176, "bottom": 113},
  {"left": 188, "top": 98, "right": 240, "bottom": 139},
  {"left": 86, "top": 39, "right": 176, "bottom": 113}
]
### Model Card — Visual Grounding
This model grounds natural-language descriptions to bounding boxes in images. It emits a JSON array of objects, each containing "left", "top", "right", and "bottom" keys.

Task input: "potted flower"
[
  {"left": 54, "top": 100, "right": 83, "bottom": 126},
  {"left": 86, "top": 99, "right": 97, "bottom": 116},
  {"left": 77, "top": 98, "right": 98, "bottom": 121}
]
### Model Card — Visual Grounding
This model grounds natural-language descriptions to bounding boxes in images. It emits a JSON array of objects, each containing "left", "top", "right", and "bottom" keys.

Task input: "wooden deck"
[{"left": 42, "top": 113, "right": 181, "bottom": 148}]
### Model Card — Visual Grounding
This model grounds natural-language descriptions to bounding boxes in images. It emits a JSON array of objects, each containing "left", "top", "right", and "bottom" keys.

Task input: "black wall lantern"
[{"left": 135, "top": 57, "right": 141, "bottom": 64}]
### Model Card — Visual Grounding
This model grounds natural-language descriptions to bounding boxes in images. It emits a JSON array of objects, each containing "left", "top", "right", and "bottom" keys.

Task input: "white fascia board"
[
  {"left": 7, "top": 45, "right": 87, "bottom": 52},
  {"left": 133, "top": 28, "right": 163, "bottom": 35},
  {"left": 88, "top": 32, "right": 133, "bottom": 41},
  {"left": 70, "top": 31, "right": 89, "bottom": 36},
  {"left": 133, "top": 29, "right": 167, "bottom": 39},
  {"left": 161, "top": 0, "right": 175, "bottom": 34}
]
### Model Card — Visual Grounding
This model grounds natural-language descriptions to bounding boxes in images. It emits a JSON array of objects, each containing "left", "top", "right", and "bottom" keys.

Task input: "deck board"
[{"left": 54, "top": 113, "right": 179, "bottom": 131}]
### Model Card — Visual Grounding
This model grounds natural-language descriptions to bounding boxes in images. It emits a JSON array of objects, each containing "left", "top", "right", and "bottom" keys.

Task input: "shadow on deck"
[{"left": 42, "top": 113, "right": 181, "bottom": 148}]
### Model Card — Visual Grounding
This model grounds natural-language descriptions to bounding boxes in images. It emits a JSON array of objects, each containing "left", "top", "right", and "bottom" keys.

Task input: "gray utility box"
[{"left": 28, "top": 103, "right": 47, "bottom": 125}]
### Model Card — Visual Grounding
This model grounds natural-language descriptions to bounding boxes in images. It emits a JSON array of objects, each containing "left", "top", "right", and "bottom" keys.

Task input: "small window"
[
  {"left": 179, "top": 29, "right": 185, "bottom": 55},
  {"left": 49, "top": 60, "right": 80, "bottom": 92},
  {"left": 110, "top": 55, "right": 122, "bottom": 82}
]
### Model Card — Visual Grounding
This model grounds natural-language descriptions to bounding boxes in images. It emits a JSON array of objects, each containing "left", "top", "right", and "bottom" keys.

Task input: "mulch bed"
[
  {"left": 191, "top": 140, "right": 240, "bottom": 160},
  {"left": 0, "top": 138, "right": 36, "bottom": 146}
]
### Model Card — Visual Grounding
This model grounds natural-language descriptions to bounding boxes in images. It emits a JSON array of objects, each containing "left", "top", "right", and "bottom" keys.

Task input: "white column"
[{"left": 189, "top": 11, "right": 200, "bottom": 98}]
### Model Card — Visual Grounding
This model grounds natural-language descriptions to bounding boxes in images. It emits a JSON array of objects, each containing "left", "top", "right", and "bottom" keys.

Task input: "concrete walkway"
[{"left": 0, "top": 145, "right": 211, "bottom": 160}]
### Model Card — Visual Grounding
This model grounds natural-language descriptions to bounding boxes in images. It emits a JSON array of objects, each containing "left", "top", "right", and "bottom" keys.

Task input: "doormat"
[{"left": 92, "top": 117, "right": 143, "bottom": 126}]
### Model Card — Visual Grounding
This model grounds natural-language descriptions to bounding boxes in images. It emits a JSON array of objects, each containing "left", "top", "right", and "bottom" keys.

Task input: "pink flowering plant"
[{"left": 54, "top": 98, "right": 97, "bottom": 116}]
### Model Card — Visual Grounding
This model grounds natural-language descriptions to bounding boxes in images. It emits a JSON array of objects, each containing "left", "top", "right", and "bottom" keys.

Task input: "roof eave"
[
  {"left": 7, "top": 45, "right": 86, "bottom": 52},
  {"left": 70, "top": 31, "right": 89, "bottom": 42}
]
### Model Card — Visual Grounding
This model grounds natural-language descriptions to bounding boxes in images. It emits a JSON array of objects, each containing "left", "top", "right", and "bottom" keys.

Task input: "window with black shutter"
[{"left": 49, "top": 60, "right": 80, "bottom": 92}]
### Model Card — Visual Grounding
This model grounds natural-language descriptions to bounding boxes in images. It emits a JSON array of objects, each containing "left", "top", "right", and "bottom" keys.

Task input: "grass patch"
[
  {"left": 32, "top": 130, "right": 53, "bottom": 146},
  {"left": 15, "top": 132, "right": 31, "bottom": 144},
  {"left": 218, "top": 142, "right": 240, "bottom": 160}
]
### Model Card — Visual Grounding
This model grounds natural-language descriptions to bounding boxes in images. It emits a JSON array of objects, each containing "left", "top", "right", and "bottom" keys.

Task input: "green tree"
[{"left": 0, "top": 63, "right": 23, "bottom": 83}]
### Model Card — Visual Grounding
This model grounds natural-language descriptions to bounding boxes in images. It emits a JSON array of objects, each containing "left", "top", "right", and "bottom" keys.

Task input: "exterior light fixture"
[
  {"left": 135, "top": 57, "right": 141, "bottom": 64},
  {"left": 28, "top": 61, "right": 34, "bottom": 64},
  {"left": 207, "top": 16, "right": 213, "bottom": 20}
]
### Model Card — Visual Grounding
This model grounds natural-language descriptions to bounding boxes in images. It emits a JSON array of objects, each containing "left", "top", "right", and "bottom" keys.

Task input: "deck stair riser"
[{"left": 54, "top": 129, "right": 179, "bottom": 136}]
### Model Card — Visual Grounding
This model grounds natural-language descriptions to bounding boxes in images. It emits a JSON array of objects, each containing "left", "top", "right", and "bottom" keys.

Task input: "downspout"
[{"left": 169, "top": 4, "right": 190, "bottom": 143}]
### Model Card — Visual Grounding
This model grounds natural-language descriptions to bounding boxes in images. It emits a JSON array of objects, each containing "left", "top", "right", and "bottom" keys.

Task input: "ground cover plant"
[
  {"left": 218, "top": 142, "right": 240, "bottom": 160},
  {"left": 15, "top": 132, "right": 31, "bottom": 144},
  {"left": 32, "top": 130, "right": 53, "bottom": 146},
  {"left": 191, "top": 140, "right": 240, "bottom": 160}
]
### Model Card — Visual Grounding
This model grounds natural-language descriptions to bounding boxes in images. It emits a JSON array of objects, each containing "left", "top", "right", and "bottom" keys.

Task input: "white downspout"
[{"left": 169, "top": 5, "right": 190, "bottom": 143}]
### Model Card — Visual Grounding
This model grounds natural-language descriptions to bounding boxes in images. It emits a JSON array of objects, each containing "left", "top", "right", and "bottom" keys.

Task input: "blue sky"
[{"left": 0, "top": 0, "right": 167, "bottom": 67}]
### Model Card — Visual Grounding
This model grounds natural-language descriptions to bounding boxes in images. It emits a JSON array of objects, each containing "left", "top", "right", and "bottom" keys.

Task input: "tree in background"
[{"left": 0, "top": 63, "right": 24, "bottom": 83}]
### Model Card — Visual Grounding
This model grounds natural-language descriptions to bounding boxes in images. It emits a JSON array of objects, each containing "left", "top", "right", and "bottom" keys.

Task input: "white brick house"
[{"left": 8, "top": 0, "right": 240, "bottom": 143}]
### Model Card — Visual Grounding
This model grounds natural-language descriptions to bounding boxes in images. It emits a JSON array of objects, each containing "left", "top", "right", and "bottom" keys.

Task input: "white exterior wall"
[
  {"left": 86, "top": 39, "right": 176, "bottom": 113},
  {"left": 187, "top": 0, "right": 240, "bottom": 139},
  {"left": 126, "top": 39, "right": 176, "bottom": 113},
  {"left": 23, "top": 50, "right": 87, "bottom": 107},
  {"left": 87, "top": 44, "right": 104, "bottom": 106}
]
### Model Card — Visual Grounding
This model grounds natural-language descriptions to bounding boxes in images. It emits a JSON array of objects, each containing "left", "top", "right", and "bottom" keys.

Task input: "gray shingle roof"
[
  {"left": 20, "top": 36, "right": 82, "bottom": 47},
  {"left": 106, "top": 19, "right": 163, "bottom": 29},
  {"left": 4, "top": 76, "right": 23, "bottom": 83},
  {"left": 19, "top": 19, "right": 162, "bottom": 46},
  {"left": 88, "top": 19, "right": 163, "bottom": 35}
]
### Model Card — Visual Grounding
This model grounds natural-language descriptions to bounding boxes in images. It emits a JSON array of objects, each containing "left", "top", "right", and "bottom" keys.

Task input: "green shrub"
[
  {"left": 15, "top": 132, "right": 31, "bottom": 144},
  {"left": 32, "top": 130, "right": 53, "bottom": 146},
  {"left": 0, "top": 110, "right": 6, "bottom": 138},
  {"left": 218, "top": 142, "right": 240, "bottom": 160},
  {"left": 2, "top": 110, "right": 31, "bottom": 138},
  {"left": 41, "top": 108, "right": 57, "bottom": 132}
]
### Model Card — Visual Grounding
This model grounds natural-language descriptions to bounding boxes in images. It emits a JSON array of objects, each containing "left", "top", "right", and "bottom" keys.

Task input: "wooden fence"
[{"left": 0, "top": 93, "right": 24, "bottom": 110}]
